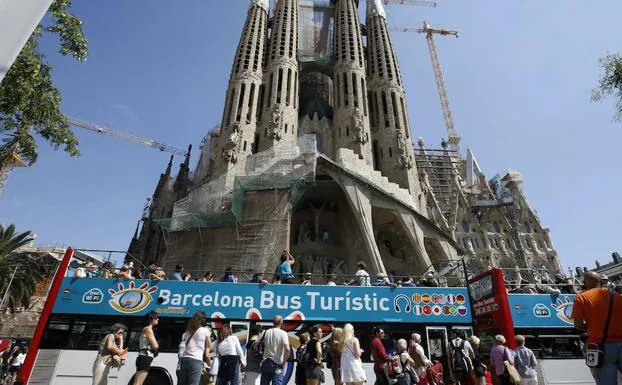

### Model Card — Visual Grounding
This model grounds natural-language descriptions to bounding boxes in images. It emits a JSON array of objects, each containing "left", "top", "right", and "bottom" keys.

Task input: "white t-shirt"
[
  {"left": 181, "top": 327, "right": 211, "bottom": 361},
  {"left": 262, "top": 327, "right": 289, "bottom": 365},
  {"left": 216, "top": 335, "right": 247, "bottom": 367},
  {"left": 327, "top": 281, "right": 337, "bottom": 286},
  {"left": 355, "top": 269, "right": 370, "bottom": 286},
  {"left": 12, "top": 353, "right": 26, "bottom": 366},
  {"left": 451, "top": 338, "right": 474, "bottom": 359}
]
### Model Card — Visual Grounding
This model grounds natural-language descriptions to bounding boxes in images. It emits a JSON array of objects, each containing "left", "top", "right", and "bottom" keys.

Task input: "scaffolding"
[
  {"left": 414, "top": 147, "right": 462, "bottom": 217},
  {"left": 299, "top": 0, "right": 335, "bottom": 64}
]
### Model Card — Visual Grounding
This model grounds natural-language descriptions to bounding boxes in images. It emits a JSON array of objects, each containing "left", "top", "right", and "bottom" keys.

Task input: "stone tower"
[
  {"left": 211, "top": 0, "right": 269, "bottom": 178},
  {"left": 258, "top": 0, "right": 299, "bottom": 151},
  {"left": 332, "top": 0, "right": 373, "bottom": 163},
  {"left": 366, "top": 0, "right": 421, "bottom": 197}
]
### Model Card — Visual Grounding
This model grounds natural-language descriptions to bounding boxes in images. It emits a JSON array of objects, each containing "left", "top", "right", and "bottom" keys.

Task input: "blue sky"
[{"left": 1, "top": 1, "right": 620, "bottom": 271}]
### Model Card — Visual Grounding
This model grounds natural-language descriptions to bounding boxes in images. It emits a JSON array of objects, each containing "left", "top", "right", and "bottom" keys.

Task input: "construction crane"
[
  {"left": 392, "top": 21, "right": 460, "bottom": 157},
  {"left": 0, "top": 118, "right": 187, "bottom": 198},
  {"left": 68, "top": 118, "right": 187, "bottom": 157},
  {"left": 383, "top": 0, "right": 437, "bottom": 7}
]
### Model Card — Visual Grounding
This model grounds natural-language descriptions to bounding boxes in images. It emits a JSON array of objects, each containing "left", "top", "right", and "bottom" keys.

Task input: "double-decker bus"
[
  {"left": 21, "top": 248, "right": 474, "bottom": 385},
  {"left": 469, "top": 268, "right": 593, "bottom": 385}
]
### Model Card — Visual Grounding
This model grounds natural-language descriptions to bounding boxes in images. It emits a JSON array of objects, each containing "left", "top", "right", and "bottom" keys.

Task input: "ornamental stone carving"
[
  {"left": 396, "top": 131, "right": 413, "bottom": 169},
  {"left": 222, "top": 123, "right": 241, "bottom": 163},
  {"left": 267, "top": 107, "right": 283, "bottom": 140},
  {"left": 351, "top": 108, "right": 368, "bottom": 144}
]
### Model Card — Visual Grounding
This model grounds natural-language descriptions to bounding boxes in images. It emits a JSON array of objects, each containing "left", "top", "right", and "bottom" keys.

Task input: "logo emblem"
[
  {"left": 108, "top": 281, "right": 158, "bottom": 314},
  {"left": 533, "top": 303, "right": 551, "bottom": 318},
  {"left": 83, "top": 288, "right": 104, "bottom": 304},
  {"left": 551, "top": 296, "right": 574, "bottom": 325}
]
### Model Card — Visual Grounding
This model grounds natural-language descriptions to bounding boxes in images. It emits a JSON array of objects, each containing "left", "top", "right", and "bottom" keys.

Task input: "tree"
[
  {"left": 592, "top": 54, "right": 622, "bottom": 121},
  {"left": 0, "top": 0, "right": 88, "bottom": 168},
  {"left": 0, "top": 224, "right": 50, "bottom": 312}
]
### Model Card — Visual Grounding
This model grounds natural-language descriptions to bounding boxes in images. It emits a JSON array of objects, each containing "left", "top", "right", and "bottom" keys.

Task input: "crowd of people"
[
  {"left": 0, "top": 342, "right": 27, "bottom": 385},
  {"left": 71, "top": 251, "right": 442, "bottom": 288}
]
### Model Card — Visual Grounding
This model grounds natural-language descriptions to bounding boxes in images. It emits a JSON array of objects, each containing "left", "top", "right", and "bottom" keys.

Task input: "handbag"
[
  {"left": 103, "top": 354, "right": 124, "bottom": 368},
  {"left": 503, "top": 348, "right": 521, "bottom": 385},
  {"left": 586, "top": 291, "right": 615, "bottom": 368}
]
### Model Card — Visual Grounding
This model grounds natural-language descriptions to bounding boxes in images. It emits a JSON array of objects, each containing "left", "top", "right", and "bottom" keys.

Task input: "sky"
[{"left": 1, "top": 1, "right": 621, "bottom": 271}]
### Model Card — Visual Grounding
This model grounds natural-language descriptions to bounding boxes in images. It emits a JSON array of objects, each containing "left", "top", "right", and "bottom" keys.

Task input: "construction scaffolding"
[
  {"left": 299, "top": 0, "right": 335, "bottom": 64},
  {"left": 414, "top": 147, "right": 462, "bottom": 217}
]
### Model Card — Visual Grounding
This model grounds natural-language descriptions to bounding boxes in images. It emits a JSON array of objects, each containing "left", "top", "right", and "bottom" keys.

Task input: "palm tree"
[{"left": 0, "top": 224, "right": 42, "bottom": 312}]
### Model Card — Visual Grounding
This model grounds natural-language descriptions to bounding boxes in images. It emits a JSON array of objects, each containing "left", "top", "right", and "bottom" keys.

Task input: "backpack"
[
  {"left": 250, "top": 333, "right": 265, "bottom": 359},
  {"left": 301, "top": 342, "right": 316, "bottom": 369},
  {"left": 451, "top": 340, "right": 471, "bottom": 374},
  {"left": 387, "top": 355, "right": 404, "bottom": 379}
]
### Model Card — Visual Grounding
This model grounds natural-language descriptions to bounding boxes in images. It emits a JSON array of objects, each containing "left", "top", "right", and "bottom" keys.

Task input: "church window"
[
  {"left": 524, "top": 222, "right": 531, "bottom": 233},
  {"left": 343, "top": 73, "right": 349, "bottom": 106},
  {"left": 293, "top": 71, "right": 298, "bottom": 108},
  {"left": 346, "top": 126, "right": 350, "bottom": 136},
  {"left": 277, "top": 69, "right": 283, "bottom": 103},
  {"left": 362, "top": 79, "right": 368, "bottom": 116},
  {"left": 236, "top": 83, "right": 246, "bottom": 122},
  {"left": 400, "top": 97, "right": 409, "bottom": 137},
  {"left": 223, "top": 89, "right": 234, "bottom": 127},
  {"left": 243, "top": 141, "right": 247, "bottom": 151},
  {"left": 286, "top": 69, "right": 292, "bottom": 105},
  {"left": 391, "top": 92, "right": 400, "bottom": 130},
  {"left": 493, "top": 221, "right": 501, "bottom": 233},
  {"left": 352, "top": 73, "right": 358, "bottom": 108},
  {"left": 389, "top": 147, "right": 393, "bottom": 157},
  {"left": 335, "top": 76, "right": 340, "bottom": 107},
  {"left": 285, "top": 124, "right": 288, "bottom": 133},
  {"left": 247, "top": 83, "right": 256, "bottom": 123},
  {"left": 257, "top": 85, "right": 264, "bottom": 121},
  {"left": 267, "top": 72, "right": 274, "bottom": 107},
  {"left": 368, "top": 91, "right": 375, "bottom": 123},
  {"left": 380, "top": 147, "right": 384, "bottom": 158},
  {"left": 461, "top": 220, "right": 469, "bottom": 232},
  {"left": 381, "top": 92, "right": 389, "bottom": 127}
]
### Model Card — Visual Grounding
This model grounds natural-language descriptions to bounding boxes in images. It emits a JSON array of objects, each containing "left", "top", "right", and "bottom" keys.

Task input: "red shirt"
[{"left": 371, "top": 337, "right": 390, "bottom": 370}]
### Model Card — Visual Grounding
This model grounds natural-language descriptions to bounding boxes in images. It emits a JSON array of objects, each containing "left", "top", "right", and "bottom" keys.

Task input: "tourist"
[
  {"left": 101, "top": 262, "right": 115, "bottom": 279},
  {"left": 513, "top": 335, "right": 538, "bottom": 385},
  {"left": 418, "top": 272, "right": 439, "bottom": 287},
  {"left": 295, "top": 332, "right": 310, "bottom": 385},
  {"left": 6, "top": 345, "right": 26, "bottom": 385},
  {"left": 133, "top": 311, "right": 159, "bottom": 385},
  {"left": 347, "top": 262, "right": 370, "bottom": 286},
  {"left": 250, "top": 272, "right": 266, "bottom": 284},
  {"left": 449, "top": 329, "right": 473, "bottom": 385},
  {"left": 468, "top": 336, "right": 487, "bottom": 385},
  {"left": 200, "top": 271, "right": 214, "bottom": 282},
  {"left": 92, "top": 323, "right": 128, "bottom": 385},
  {"left": 278, "top": 250, "right": 296, "bottom": 284},
  {"left": 388, "top": 271, "right": 397, "bottom": 284},
  {"left": 370, "top": 327, "right": 390, "bottom": 385},
  {"left": 572, "top": 271, "right": 622, "bottom": 384},
  {"left": 260, "top": 316, "right": 290, "bottom": 385},
  {"left": 178, "top": 311, "right": 212, "bottom": 385},
  {"left": 221, "top": 267, "right": 238, "bottom": 283},
  {"left": 408, "top": 333, "right": 430, "bottom": 377},
  {"left": 339, "top": 323, "right": 366, "bottom": 385},
  {"left": 215, "top": 324, "right": 246, "bottom": 385},
  {"left": 155, "top": 266, "right": 166, "bottom": 280},
  {"left": 401, "top": 277, "right": 416, "bottom": 287},
  {"left": 396, "top": 339, "right": 416, "bottom": 385},
  {"left": 489, "top": 335, "right": 513, "bottom": 385},
  {"left": 116, "top": 266, "right": 132, "bottom": 279},
  {"left": 331, "top": 328, "right": 343, "bottom": 385},
  {"left": 305, "top": 326, "right": 324, "bottom": 385},
  {"left": 85, "top": 261, "right": 98, "bottom": 278},
  {"left": 246, "top": 325, "right": 264, "bottom": 385},
  {"left": 302, "top": 273, "right": 313, "bottom": 286},
  {"left": 373, "top": 273, "right": 393, "bottom": 287},
  {"left": 170, "top": 264, "right": 184, "bottom": 281},
  {"left": 326, "top": 274, "right": 337, "bottom": 286}
]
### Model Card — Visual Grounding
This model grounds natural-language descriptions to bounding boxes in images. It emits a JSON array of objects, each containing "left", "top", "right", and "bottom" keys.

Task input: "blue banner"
[
  {"left": 54, "top": 278, "right": 472, "bottom": 324},
  {"left": 508, "top": 294, "right": 575, "bottom": 328}
]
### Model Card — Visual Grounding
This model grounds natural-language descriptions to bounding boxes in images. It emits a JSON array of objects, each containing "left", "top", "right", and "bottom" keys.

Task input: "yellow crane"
[
  {"left": 0, "top": 118, "right": 187, "bottom": 198},
  {"left": 392, "top": 21, "right": 460, "bottom": 157}
]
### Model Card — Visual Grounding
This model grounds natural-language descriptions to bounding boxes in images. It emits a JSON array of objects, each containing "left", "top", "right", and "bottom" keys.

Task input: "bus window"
[
  {"left": 40, "top": 316, "right": 72, "bottom": 349},
  {"left": 525, "top": 335, "right": 584, "bottom": 359},
  {"left": 426, "top": 326, "right": 450, "bottom": 381}
]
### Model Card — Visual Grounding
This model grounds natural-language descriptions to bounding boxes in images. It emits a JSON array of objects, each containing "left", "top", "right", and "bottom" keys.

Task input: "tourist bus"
[
  {"left": 469, "top": 268, "right": 593, "bottom": 385},
  {"left": 21, "top": 248, "right": 474, "bottom": 385}
]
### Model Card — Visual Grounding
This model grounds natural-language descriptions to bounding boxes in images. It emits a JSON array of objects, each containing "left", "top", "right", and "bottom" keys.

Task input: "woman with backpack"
[
  {"left": 245, "top": 326, "right": 263, "bottom": 385},
  {"left": 513, "top": 335, "right": 538, "bottom": 385},
  {"left": 295, "top": 332, "right": 310, "bottom": 385},
  {"left": 214, "top": 324, "right": 246, "bottom": 385},
  {"left": 305, "top": 326, "right": 324, "bottom": 385},
  {"left": 339, "top": 323, "right": 366, "bottom": 385},
  {"left": 397, "top": 339, "right": 418, "bottom": 385},
  {"left": 178, "top": 311, "right": 213, "bottom": 385},
  {"left": 468, "top": 336, "right": 487, "bottom": 385}
]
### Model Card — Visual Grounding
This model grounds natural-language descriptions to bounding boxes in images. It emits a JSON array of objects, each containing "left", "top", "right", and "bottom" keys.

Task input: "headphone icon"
[{"left": 394, "top": 294, "right": 412, "bottom": 313}]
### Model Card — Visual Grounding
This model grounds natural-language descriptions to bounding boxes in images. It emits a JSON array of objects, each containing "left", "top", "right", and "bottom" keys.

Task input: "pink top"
[{"left": 490, "top": 345, "right": 513, "bottom": 376}]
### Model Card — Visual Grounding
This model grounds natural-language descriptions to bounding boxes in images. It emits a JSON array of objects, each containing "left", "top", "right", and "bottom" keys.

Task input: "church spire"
[
  {"left": 174, "top": 144, "right": 192, "bottom": 200},
  {"left": 366, "top": 0, "right": 387, "bottom": 19},
  {"left": 165, "top": 154, "right": 173, "bottom": 176}
]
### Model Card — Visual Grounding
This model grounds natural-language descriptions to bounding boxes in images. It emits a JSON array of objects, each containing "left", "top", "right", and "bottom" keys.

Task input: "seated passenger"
[
  {"left": 221, "top": 267, "right": 238, "bottom": 283},
  {"left": 301, "top": 272, "right": 313, "bottom": 285}
]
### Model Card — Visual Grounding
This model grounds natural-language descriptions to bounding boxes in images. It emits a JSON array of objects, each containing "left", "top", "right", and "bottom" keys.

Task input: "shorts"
[
  {"left": 136, "top": 355, "right": 154, "bottom": 371},
  {"left": 306, "top": 365, "right": 323, "bottom": 380},
  {"left": 9, "top": 365, "right": 20, "bottom": 374}
]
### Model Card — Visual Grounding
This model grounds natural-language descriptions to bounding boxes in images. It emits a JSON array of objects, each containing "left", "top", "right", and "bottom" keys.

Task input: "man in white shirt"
[
  {"left": 450, "top": 329, "right": 474, "bottom": 385},
  {"left": 347, "top": 261, "right": 370, "bottom": 286},
  {"left": 260, "top": 316, "right": 290, "bottom": 385}
]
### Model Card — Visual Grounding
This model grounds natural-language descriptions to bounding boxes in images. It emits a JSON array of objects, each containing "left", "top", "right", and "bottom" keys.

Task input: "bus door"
[{"left": 426, "top": 326, "right": 450, "bottom": 380}]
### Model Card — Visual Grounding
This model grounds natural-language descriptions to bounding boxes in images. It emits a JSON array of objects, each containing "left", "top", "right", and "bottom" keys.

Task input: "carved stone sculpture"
[
  {"left": 267, "top": 107, "right": 283, "bottom": 140},
  {"left": 222, "top": 123, "right": 241, "bottom": 163},
  {"left": 396, "top": 131, "right": 413, "bottom": 169},
  {"left": 351, "top": 108, "right": 368, "bottom": 144}
]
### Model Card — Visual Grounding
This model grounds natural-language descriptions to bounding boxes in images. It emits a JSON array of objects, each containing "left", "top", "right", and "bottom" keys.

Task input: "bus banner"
[
  {"left": 53, "top": 278, "right": 472, "bottom": 323},
  {"left": 508, "top": 294, "right": 575, "bottom": 328}
]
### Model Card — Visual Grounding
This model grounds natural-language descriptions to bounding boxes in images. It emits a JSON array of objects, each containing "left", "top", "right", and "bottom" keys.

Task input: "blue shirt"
[
  {"left": 170, "top": 272, "right": 183, "bottom": 281},
  {"left": 279, "top": 262, "right": 293, "bottom": 280}
]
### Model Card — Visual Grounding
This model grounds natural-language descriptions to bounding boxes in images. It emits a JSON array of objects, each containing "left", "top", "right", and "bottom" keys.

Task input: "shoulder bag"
[
  {"left": 586, "top": 291, "right": 615, "bottom": 368},
  {"left": 503, "top": 347, "right": 521, "bottom": 384},
  {"left": 101, "top": 334, "right": 125, "bottom": 368}
]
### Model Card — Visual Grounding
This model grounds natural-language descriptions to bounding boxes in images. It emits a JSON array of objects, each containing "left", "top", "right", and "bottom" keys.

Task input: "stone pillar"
[
  {"left": 332, "top": 0, "right": 373, "bottom": 164},
  {"left": 396, "top": 211, "right": 433, "bottom": 273},
  {"left": 366, "top": 0, "right": 421, "bottom": 196},
  {"left": 211, "top": 0, "right": 269, "bottom": 178},
  {"left": 258, "top": 0, "right": 299, "bottom": 151}
]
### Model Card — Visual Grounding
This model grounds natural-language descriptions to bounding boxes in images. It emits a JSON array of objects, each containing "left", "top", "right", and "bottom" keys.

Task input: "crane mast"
[{"left": 415, "top": 21, "right": 460, "bottom": 157}]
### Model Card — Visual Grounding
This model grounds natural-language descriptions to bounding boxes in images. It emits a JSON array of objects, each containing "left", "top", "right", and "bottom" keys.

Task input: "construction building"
[{"left": 127, "top": 0, "right": 563, "bottom": 283}]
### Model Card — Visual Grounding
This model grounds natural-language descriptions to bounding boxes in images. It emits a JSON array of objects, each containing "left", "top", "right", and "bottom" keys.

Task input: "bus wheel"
[{"left": 127, "top": 367, "right": 173, "bottom": 385}]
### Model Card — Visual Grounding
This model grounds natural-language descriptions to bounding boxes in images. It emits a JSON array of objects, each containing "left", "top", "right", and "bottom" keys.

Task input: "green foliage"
[
  {"left": 0, "top": 0, "right": 88, "bottom": 167},
  {"left": 592, "top": 54, "right": 622, "bottom": 122},
  {"left": 0, "top": 224, "right": 50, "bottom": 312}
]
